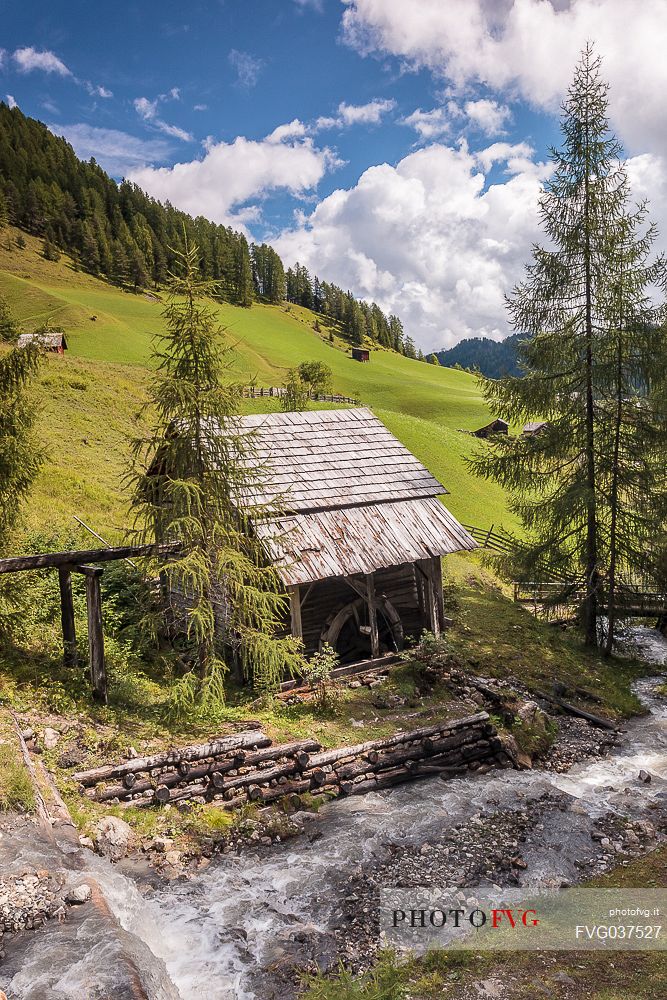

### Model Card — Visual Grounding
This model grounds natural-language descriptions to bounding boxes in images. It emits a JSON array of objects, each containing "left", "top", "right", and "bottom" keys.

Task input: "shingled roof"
[{"left": 234, "top": 408, "right": 477, "bottom": 586}]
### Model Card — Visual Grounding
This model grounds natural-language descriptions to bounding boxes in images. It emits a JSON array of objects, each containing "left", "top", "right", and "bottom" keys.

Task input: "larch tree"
[
  {"left": 470, "top": 44, "right": 667, "bottom": 650},
  {"left": 127, "top": 239, "right": 303, "bottom": 713}
]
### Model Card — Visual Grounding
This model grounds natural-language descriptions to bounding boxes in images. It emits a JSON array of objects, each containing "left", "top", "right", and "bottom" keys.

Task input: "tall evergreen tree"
[
  {"left": 470, "top": 45, "right": 667, "bottom": 650},
  {"left": 127, "top": 240, "right": 302, "bottom": 709}
]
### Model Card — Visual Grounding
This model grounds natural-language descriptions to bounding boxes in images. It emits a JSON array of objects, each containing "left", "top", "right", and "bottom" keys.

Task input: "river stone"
[
  {"left": 42, "top": 727, "right": 60, "bottom": 750},
  {"left": 638, "top": 769, "right": 652, "bottom": 783},
  {"left": 517, "top": 700, "right": 548, "bottom": 731},
  {"left": 65, "top": 884, "right": 92, "bottom": 905},
  {"left": 94, "top": 816, "right": 136, "bottom": 861}
]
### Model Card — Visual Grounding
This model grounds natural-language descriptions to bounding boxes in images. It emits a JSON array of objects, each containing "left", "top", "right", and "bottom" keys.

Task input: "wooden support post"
[
  {"left": 432, "top": 556, "right": 445, "bottom": 636},
  {"left": 58, "top": 565, "right": 77, "bottom": 667},
  {"left": 417, "top": 558, "right": 441, "bottom": 637},
  {"left": 74, "top": 565, "right": 107, "bottom": 704},
  {"left": 365, "top": 573, "right": 380, "bottom": 658},
  {"left": 289, "top": 585, "right": 302, "bottom": 641}
]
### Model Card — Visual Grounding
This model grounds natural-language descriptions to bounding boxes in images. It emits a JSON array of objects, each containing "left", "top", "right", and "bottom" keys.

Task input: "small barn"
[
  {"left": 473, "top": 418, "right": 509, "bottom": 439},
  {"left": 522, "top": 420, "right": 548, "bottom": 437},
  {"left": 18, "top": 330, "right": 68, "bottom": 354},
  {"left": 351, "top": 347, "right": 370, "bottom": 363},
  {"left": 233, "top": 408, "right": 477, "bottom": 664}
]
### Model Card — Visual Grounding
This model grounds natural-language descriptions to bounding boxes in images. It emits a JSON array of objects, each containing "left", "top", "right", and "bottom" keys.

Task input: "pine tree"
[
  {"left": 42, "top": 235, "right": 60, "bottom": 262},
  {"left": 127, "top": 239, "right": 302, "bottom": 710},
  {"left": 470, "top": 45, "right": 667, "bottom": 650}
]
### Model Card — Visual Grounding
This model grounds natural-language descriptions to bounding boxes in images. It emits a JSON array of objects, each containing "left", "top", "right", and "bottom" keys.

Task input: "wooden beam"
[
  {"left": 365, "top": 573, "right": 380, "bottom": 658},
  {"left": 79, "top": 566, "right": 107, "bottom": 703},
  {"left": 432, "top": 556, "right": 445, "bottom": 635},
  {"left": 417, "top": 558, "right": 441, "bottom": 636},
  {"left": 58, "top": 566, "right": 77, "bottom": 668},
  {"left": 0, "top": 541, "right": 181, "bottom": 575},
  {"left": 288, "top": 584, "right": 302, "bottom": 640}
]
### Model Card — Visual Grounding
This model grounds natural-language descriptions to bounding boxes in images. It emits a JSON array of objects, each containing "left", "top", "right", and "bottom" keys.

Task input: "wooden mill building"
[{"left": 235, "top": 408, "right": 477, "bottom": 663}]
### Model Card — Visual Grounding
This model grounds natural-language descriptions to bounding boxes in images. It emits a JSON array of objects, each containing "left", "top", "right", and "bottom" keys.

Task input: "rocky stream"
[{"left": 0, "top": 625, "right": 665, "bottom": 999}]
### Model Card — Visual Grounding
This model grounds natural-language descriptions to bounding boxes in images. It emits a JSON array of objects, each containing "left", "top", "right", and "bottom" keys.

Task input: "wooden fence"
[
  {"left": 243, "top": 386, "right": 360, "bottom": 405},
  {"left": 467, "top": 524, "right": 666, "bottom": 617}
]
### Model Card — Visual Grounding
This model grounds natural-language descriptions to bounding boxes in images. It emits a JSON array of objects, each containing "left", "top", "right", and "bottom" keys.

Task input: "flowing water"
[{"left": 2, "top": 626, "right": 666, "bottom": 999}]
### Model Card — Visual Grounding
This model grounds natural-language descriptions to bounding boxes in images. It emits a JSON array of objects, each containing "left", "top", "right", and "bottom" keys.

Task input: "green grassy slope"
[{"left": 0, "top": 229, "right": 516, "bottom": 540}]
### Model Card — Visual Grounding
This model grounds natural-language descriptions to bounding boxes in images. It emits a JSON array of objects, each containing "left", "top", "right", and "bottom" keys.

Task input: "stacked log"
[{"left": 71, "top": 712, "right": 514, "bottom": 811}]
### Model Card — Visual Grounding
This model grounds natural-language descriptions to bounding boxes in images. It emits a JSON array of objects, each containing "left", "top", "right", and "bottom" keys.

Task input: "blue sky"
[{"left": 2, "top": 1, "right": 666, "bottom": 350}]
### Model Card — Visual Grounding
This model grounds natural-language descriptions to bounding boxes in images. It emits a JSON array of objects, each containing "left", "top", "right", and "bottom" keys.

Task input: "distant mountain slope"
[{"left": 437, "top": 333, "right": 525, "bottom": 378}]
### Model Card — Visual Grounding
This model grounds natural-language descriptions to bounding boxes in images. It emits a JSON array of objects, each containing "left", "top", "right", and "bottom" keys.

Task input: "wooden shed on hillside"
[
  {"left": 351, "top": 347, "right": 370, "bottom": 362},
  {"left": 473, "top": 418, "right": 509, "bottom": 439},
  {"left": 230, "top": 408, "right": 477, "bottom": 664},
  {"left": 18, "top": 330, "right": 68, "bottom": 354},
  {"left": 522, "top": 420, "right": 549, "bottom": 437}
]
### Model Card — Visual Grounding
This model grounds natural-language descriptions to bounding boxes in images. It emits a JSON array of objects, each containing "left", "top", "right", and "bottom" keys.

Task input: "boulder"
[
  {"left": 516, "top": 700, "right": 549, "bottom": 732},
  {"left": 147, "top": 835, "right": 173, "bottom": 853},
  {"left": 42, "top": 727, "right": 61, "bottom": 750},
  {"left": 65, "top": 884, "right": 92, "bottom": 905},
  {"left": 94, "top": 816, "right": 135, "bottom": 861}
]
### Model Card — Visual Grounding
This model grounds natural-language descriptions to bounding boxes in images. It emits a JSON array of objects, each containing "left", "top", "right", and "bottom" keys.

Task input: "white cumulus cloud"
[
  {"left": 341, "top": 0, "right": 667, "bottom": 158},
  {"left": 464, "top": 98, "right": 511, "bottom": 136},
  {"left": 6, "top": 94, "right": 17, "bottom": 109},
  {"left": 274, "top": 140, "right": 550, "bottom": 351},
  {"left": 315, "top": 98, "right": 396, "bottom": 131},
  {"left": 128, "top": 128, "right": 340, "bottom": 229},
  {"left": 402, "top": 107, "right": 452, "bottom": 141}
]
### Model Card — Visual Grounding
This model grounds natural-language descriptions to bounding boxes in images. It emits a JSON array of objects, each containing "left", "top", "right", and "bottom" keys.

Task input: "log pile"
[{"left": 71, "top": 712, "right": 514, "bottom": 811}]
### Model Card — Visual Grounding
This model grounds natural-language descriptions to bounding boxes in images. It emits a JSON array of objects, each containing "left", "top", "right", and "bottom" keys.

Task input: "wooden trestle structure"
[{"left": 0, "top": 543, "right": 179, "bottom": 702}]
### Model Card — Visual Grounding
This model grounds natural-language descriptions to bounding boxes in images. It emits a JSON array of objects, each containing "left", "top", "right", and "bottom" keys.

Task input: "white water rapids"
[{"left": 2, "top": 626, "right": 666, "bottom": 999}]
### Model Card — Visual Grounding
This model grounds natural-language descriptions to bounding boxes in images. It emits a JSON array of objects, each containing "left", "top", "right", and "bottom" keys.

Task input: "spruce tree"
[
  {"left": 470, "top": 45, "right": 667, "bottom": 650},
  {"left": 128, "top": 239, "right": 302, "bottom": 710}
]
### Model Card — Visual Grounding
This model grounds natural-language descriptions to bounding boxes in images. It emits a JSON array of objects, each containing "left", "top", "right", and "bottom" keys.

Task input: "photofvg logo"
[
  {"left": 380, "top": 888, "right": 667, "bottom": 953},
  {"left": 392, "top": 902, "right": 540, "bottom": 932}
]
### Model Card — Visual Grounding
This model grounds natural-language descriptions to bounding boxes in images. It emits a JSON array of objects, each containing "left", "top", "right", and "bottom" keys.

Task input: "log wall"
[{"left": 71, "top": 712, "right": 516, "bottom": 813}]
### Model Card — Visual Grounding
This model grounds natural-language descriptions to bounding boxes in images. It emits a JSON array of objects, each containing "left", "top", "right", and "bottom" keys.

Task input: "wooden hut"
[
  {"left": 351, "top": 347, "right": 370, "bottom": 362},
  {"left": 232, "top": 408, "right": 477, "bottom": 664},
  {"left": 473, "top": 418, "right": 509, "bottom": 439},
  {"left": 18, "top": 330, "right": 68, "bottom": 354},
  {"left": 522, "top": 420, "right": 548, "bottom": 437}
]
